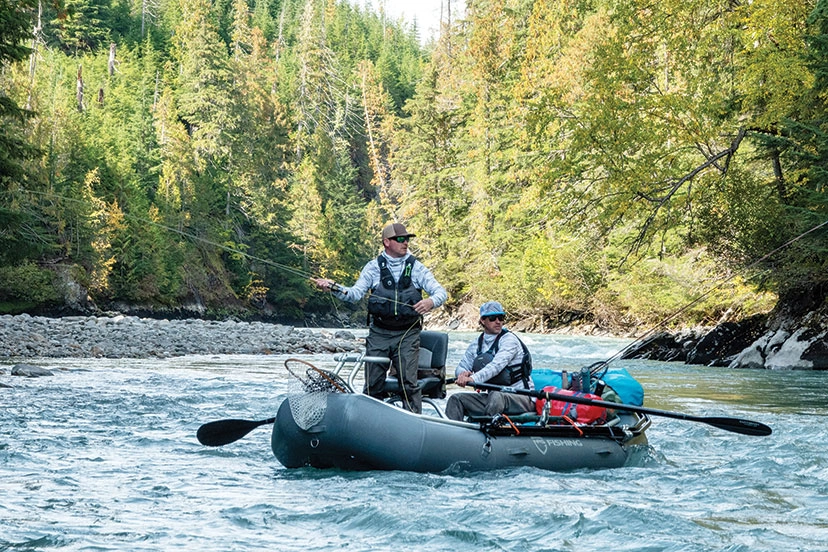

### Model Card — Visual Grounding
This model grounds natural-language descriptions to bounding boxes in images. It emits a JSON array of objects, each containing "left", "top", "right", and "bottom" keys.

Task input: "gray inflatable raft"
[{"left": 271, "top": 393, "right": 649, "bottom": 472}]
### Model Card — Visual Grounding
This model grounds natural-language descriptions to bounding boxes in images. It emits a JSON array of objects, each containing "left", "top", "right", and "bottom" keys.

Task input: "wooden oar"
[
  {"left": 470, "top": 382, "right": 772, "bottom": 436},
  {"left": 197, "top": 417, "right": 276, "bottom": 447}
]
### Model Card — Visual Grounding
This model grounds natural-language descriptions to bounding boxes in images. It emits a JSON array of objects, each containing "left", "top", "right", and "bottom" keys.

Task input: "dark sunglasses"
[
  {"left": 484, "top": 315, "right": 505, "bottom": 322},
  {"left": 391, "top": 236, "right": 410, "bottom": 243}
]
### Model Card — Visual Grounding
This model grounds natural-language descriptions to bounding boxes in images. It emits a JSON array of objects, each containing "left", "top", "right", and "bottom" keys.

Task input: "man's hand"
[
  {"left": 312, "top": 278, "right": 335, "bottom": 291},
  {"left": 455, "top": 370, "right": 474, "bottom": 388},
  {"left": 413, "top": 297, "right": 435, "bottom": 314}
]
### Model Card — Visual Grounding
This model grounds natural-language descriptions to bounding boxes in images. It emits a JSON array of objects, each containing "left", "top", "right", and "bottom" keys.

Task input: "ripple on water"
[
  {"left": 0, "top": 535, "right": 76, "bottom": 550},
  {"left": 4, "top": 352, "right": 828, "bottom": 551}
]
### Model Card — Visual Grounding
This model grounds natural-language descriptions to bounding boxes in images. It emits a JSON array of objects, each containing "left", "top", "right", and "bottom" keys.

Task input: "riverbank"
[
  {"left": 3, "top": 301, "right": 826, "bottom": 370},
  {"left": 0, "top": 313, "right": 363, "bottom": 360},
  {"left": 0, "top": 308, "right": 617, "bottom": 362}
]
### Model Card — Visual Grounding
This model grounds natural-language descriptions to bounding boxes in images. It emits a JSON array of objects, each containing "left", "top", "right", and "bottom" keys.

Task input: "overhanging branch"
[{"left": 623, "top": 128, "right": 747, "bottom": 263}]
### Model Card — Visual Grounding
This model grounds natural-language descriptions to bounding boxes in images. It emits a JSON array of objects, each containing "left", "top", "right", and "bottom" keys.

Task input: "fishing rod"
[
  {"left": 17, "top": 188, "right": 317, "bottom": 281},
  {"left": 17, "top": 188, "right": 421, "bottom": 311},
  {"left": 589, "top": 217, "right": 828, "bottom": 376}
]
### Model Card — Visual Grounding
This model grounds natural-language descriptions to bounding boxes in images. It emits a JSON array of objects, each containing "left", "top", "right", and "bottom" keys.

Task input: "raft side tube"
[{"left": 272, "top": 394, "right": 645, "bottom": 472}]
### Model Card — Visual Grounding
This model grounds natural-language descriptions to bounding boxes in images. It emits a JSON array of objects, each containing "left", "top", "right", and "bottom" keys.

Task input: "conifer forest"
[{"left": 1, "top": 0, "right": 826, "bottom": 330}]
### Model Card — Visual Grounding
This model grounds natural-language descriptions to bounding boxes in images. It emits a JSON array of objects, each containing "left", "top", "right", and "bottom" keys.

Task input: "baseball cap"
[
  {"left": 381, "top": 222, "right": 416, "bottom": 240},
  {"left": 479, "top": 301, "right": 506, "bottom": 317}
]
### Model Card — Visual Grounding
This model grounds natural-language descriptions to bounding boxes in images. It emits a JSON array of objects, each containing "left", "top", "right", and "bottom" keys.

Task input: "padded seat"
[{"left": 384, "top": 330, "right": 448, "bottom": 400}]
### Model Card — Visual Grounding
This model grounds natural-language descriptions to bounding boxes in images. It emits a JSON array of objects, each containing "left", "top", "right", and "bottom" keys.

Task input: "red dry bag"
[{"left": 535, "top": 386, "right": 607, "bottom": 424}]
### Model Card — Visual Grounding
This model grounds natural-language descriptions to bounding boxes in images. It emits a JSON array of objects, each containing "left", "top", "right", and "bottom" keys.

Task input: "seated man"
[{"left": 445, "top": 301, "right": 535, "bottom": 421}]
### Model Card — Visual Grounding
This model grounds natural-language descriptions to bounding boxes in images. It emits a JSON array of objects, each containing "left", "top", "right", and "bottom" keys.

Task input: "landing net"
[{"left": 284, "top": 358, "right": 351, "bottom": 430}]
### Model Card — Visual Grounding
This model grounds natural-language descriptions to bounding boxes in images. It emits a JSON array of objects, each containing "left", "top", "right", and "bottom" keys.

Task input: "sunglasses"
[
  {"left": 484, "top": 315, "right": 505, "bottom": 322},
  {"left": 391, "top": 236, "right": 410, "bottom": 243}
]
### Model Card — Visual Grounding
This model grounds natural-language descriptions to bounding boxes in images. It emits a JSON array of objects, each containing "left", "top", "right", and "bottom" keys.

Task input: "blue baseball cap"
[{"left": 479, "top": 301, "right": 505, "bottom": 317}]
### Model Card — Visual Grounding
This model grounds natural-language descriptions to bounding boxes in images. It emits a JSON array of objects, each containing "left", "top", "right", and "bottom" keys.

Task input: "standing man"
[
  {"left": 313, "top": 222, "right": 447, "bottom": 413},
  {"left": 445, "top": 301, "right": 535, "bottom": 421}
]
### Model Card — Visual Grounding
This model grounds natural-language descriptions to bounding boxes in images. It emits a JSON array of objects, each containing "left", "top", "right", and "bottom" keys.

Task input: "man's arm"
[
  {"left": 454, "top": 342, "right": 478, "bottom": 387},
  {"left": 412, "top": 262, "right": 447, "bottom": 314},
  {"left": 312, "top": 262, "right": 378, "bottom": 303},
  {"left": 454, "top": 343, "right": 476, "bottom": 378}
]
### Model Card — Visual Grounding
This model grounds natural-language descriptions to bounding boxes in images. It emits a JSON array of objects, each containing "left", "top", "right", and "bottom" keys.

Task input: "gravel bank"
[{"left": 0, "top": 313, "right": 363, "bottom": 360}]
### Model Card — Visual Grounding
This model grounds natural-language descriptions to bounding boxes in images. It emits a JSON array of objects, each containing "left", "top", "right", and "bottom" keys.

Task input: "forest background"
[{"left": 1, "top": 0, "right": 827, "bottom": 335}]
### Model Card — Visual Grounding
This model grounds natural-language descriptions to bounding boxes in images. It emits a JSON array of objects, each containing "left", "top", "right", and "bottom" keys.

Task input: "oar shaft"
[
  {"left": 471, "top": 381, "right": 633, "bottom": 412},
  {"left": 470, "top": 382, "right": 772, "bottom": 436}
]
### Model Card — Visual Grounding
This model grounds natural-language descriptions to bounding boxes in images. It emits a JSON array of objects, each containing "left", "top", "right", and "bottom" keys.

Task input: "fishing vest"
[
  {"left": 472, "top": 329, "right": 532, "bottom": 387},
  {"left": 367, "top": 255, "right": 423, "bottom": 330}
]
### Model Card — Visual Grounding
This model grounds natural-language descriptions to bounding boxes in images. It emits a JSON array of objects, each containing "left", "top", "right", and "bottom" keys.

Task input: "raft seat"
[{"left": 384, "top": 330, "right": 449, "bottom": 410}]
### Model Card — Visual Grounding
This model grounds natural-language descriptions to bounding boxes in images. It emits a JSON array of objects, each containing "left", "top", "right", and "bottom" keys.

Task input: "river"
[{"left": 2, "top": 331, "right": 827, "bottom": 551}]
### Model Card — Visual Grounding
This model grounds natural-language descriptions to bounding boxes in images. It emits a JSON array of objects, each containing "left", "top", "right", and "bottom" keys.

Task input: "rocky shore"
[
  {"left": 0, "top": 313, "right": 363, "bottom": 361},
  {"left": 4, "top": 299, "right": 828, "bottom": 374},
  {"left": 621, "top": 310, "right": 828, "bottom": 370}
]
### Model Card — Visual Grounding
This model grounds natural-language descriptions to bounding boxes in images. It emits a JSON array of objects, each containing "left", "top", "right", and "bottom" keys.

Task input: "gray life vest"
[
  {"left": 367, "top": 255, "right": 423, "bottom": 330},
  {"left": 472, "top": 329, "right": 532, "bottom": 387}
]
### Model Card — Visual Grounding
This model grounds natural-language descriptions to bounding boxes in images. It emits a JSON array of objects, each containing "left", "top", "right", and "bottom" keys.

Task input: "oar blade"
[
  {"left": 703, "top": 416, "right": 772, "bottom": 437},
  {"left": 197, "top": 417, "right": 275, "bottom": 447}
]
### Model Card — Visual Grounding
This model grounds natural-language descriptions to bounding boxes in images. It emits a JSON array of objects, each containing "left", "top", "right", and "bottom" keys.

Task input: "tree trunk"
[
  {"left": 442, "top": 0, "right": 452, "bottom": 57},
  {"left": 76, "top": 65, "right": 84, "bottom": 112},
  {"left": 153, "top": 70, "right": 159, "bottom": 110},
  {"left": 772, "top": 148, "right": 786, "bottom": 201},
  {"left": 108, "top": 42, "right": 116, "bottom": 76},
  {"left": 26, "top": 0, "right": 43, "bottom": 110}
]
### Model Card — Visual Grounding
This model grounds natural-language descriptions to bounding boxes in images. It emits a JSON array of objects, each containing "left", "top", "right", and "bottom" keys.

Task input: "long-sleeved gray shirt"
[{"left": 333, "top": 252, "right": 448, "bottom": 308}]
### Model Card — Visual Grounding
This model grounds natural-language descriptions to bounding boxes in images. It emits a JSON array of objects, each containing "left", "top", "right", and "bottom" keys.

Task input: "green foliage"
[
  {"left": 474, "top": 230, "right": 605, "bottom": 317},
  {"left": 600, "top": 250, "right": 777, "bottom": 328},
  {"left": 0, "top": 261, "right": 60, "bottom": 305},
  {"left": 3, "top": 0, "right": 827, "bottom": 330},
  {"left": 0, "top": 0, "right": 38, "bottom": 189},
  {"left": 0, "top": 0, "right": 36, "bottom": 63},
  {"left": 46, "top": 0, "right": 113, "bottom": 54},
  {"left": 693, "top": 165, "right": 787, "bottom": 265},
  {"left": 731, "top": 0, "right": 828, "bottom": 295},
  {"left": 0, "top": 207, "right": 52, "bottom": 262}
]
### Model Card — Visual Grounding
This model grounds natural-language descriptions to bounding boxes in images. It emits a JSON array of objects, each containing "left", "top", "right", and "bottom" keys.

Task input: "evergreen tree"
[
  {"left": 0, "top": 0, "right": 42, "bottom": 265},
  {"left": 173, "top": 0, "right": 239, "bottom": 226},
  {"left": 251, "top": 0, "right": 276, "bottom": 40},
  {"left": 228, "top": 0, "right": 308, "bottom": 311},
  {"left": 394, "top": 59, "right": 468, "bottom": 295},
  {"left": 47, "top": 0, "right": 112, "bottom": 54},
  {"left": 287, "top": 0, "right": 373, "bottom": 283},
  {"left": 0, "top": 0, "right": 38, "bottom": 192}
]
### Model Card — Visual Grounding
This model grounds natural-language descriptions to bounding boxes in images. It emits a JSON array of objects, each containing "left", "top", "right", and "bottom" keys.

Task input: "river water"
[{"left": 2, "top": 331, "right": 827, "bottom": 551}]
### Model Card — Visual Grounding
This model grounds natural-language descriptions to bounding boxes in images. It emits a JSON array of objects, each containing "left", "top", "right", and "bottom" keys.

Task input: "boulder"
[
  {"left": 686, "top": 316, "right": 766, "bottom": 367},
  {"left": 620, "top": 330, "right": 702, "bottom": 362},
  {"left": 730, "top": 327, "right": 826, "bottom": 370},
  {"left": 11, "top": 364, "right": 54, "bottom": 377}
]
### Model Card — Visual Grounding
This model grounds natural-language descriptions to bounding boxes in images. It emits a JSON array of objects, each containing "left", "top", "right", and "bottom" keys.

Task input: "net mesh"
[{"left": 284, "top": 359, "right": 351, "bottom": 430}]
